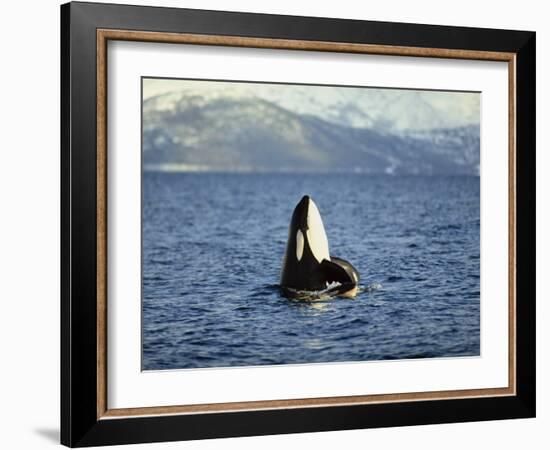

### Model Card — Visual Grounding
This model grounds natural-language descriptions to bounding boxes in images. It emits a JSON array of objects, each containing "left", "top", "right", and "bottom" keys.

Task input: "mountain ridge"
[{"left": 143, "top": 91, "right": 480, "bottom": 175}]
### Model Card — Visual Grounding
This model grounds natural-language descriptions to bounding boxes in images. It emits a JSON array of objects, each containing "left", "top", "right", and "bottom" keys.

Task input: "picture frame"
[{"left": 60, "top": 1, "right": 535, "bottom": 447}]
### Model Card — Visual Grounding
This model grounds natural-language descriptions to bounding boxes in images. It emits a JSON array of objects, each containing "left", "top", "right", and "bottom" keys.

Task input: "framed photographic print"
[{"left": 60, "top": 1, "right": 536, "bottom": 447}]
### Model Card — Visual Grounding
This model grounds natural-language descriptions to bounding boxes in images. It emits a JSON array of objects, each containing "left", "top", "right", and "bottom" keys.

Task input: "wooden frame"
[{"left": 62, "top": 1, "right": 535, "bottom": 447}]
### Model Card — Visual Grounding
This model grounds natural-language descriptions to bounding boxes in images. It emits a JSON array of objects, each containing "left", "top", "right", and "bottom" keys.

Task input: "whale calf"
[{"left": 280, "top": 195, "right": 360, "bottom": 299}]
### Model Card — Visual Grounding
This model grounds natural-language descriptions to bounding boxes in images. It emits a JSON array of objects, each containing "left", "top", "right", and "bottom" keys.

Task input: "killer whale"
[{"left": 280, "top": 195, "right": 360, "bottom": 299}]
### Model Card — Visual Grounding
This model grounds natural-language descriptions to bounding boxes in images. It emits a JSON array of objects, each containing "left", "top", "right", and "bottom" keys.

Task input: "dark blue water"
[{"left": 142, "top": 173, "right": 480, "bottom": 370}]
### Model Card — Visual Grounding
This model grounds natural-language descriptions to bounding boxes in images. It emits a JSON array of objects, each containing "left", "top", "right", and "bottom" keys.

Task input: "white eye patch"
[{"left": 296, "top": 229, "right": 304, "bottom": 261}]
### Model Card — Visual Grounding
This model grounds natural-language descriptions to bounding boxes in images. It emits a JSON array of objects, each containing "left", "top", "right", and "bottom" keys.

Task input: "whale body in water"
[{"left": 280, "top": 195, "right": 360, "bottom": 299}]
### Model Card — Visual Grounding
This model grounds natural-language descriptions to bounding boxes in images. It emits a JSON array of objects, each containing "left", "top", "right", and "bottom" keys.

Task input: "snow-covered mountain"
[
  {"left": 144, "top": 80, "right": 479, "bottom": 131},
  {"left": 142, "top": 87, "right": 480, "bottom": 175}
]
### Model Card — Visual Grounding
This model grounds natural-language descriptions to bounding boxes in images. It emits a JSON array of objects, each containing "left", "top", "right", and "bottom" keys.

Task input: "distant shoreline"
[{"left": 143, "top": 165, "right": 480, "bottom": 176}]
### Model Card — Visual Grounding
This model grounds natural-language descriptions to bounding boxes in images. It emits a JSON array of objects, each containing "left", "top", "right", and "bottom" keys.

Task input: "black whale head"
[
  {"left": 282, "top": 195, "right": 331, "bottom": 284},
  {"left": 291, "top": 195, "right": 310, "bottom": 234},
  {"left": 280, "top": 195, "right": 360, "bottom": 297}
]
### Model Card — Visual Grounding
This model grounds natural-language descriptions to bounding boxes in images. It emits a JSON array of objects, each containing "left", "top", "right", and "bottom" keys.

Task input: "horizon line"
[{"left": 143, "top": 165, "right": 480, "bottom": 176}]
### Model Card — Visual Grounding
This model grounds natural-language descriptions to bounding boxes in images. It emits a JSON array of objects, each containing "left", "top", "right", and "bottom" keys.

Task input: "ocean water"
[{"left": 142, "top": 173, "right": 480, "bottom": 370}]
